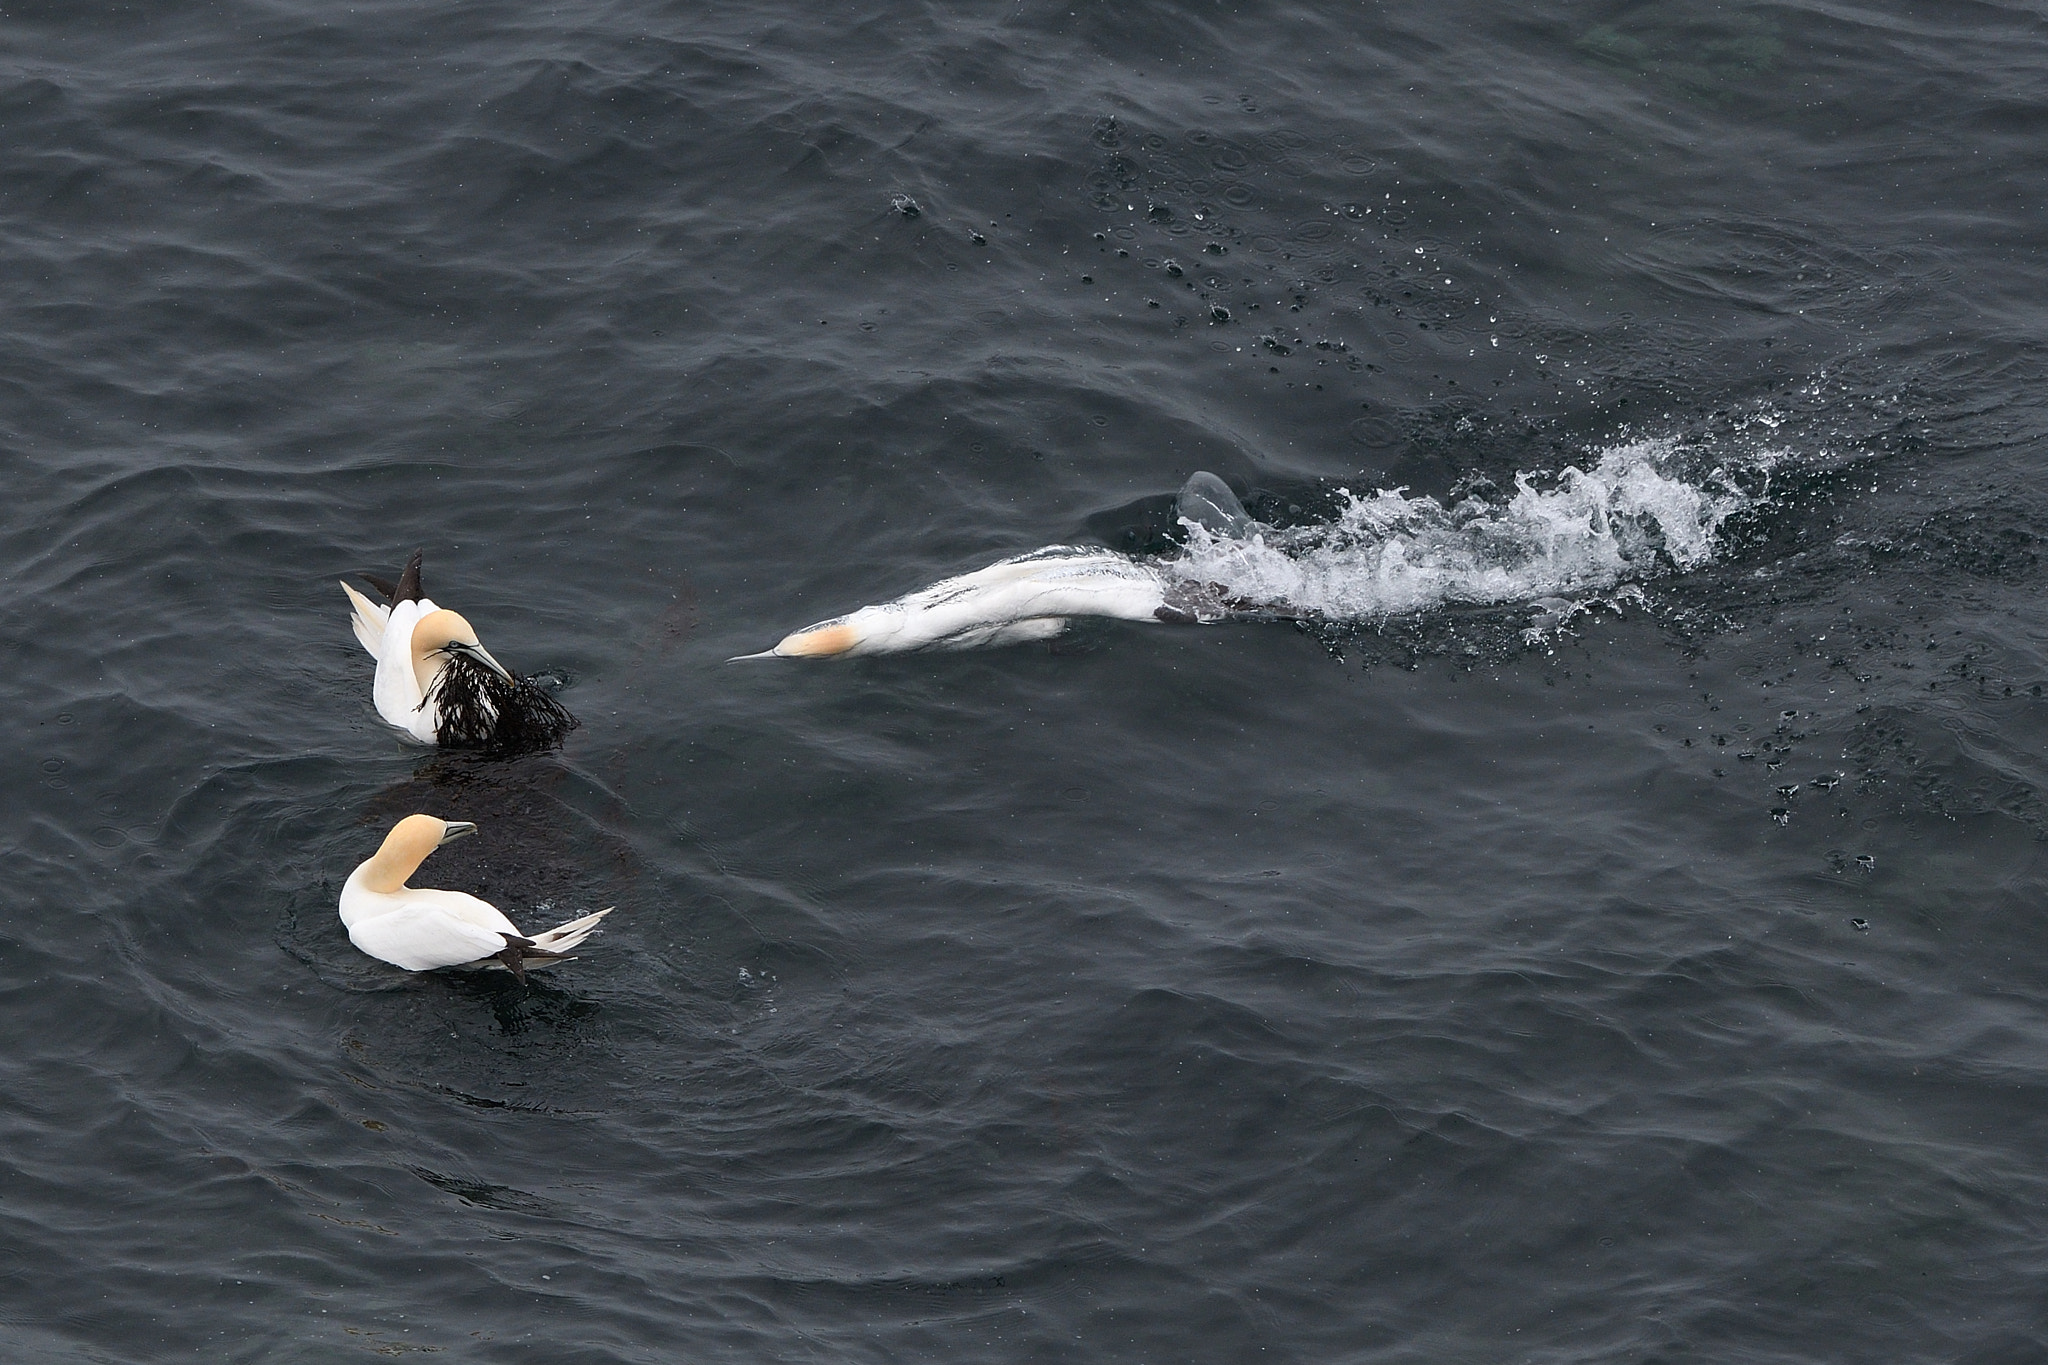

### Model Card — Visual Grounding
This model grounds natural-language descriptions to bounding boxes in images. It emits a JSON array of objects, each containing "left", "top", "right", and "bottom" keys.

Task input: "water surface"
[{"left": 5, "top": 1, "right": 2048, "bottom": 1360}]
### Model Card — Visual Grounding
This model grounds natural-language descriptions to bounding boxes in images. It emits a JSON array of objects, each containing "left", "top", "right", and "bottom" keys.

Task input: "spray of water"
[{"left": 1165, "top": 440, "right": 1761, "bottom": 622}]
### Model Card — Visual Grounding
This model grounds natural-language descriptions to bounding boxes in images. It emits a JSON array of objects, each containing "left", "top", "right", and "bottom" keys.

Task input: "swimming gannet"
[
  {"left": 339, "top": 814, "right": 613, "bottom": 980},
  {"left": 736, "top": 473, "right": 1276, "bottom": 658},
  {"left": 735, "top": 545, "right": 1183, "bottom": 658},
  {"left": 341, "top": 550, "right": 577, "bottom": 751}
]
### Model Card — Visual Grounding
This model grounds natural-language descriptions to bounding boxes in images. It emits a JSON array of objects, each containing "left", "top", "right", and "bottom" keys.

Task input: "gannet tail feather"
[
  {"left": 340, "top": 580, "right": 392, "bottom": 658},
  {"left": 527, "top": 908, "right": 613, "bottom": 956},
  {"left": 391, "top": 548, "right": 425, "bottom": 606}
]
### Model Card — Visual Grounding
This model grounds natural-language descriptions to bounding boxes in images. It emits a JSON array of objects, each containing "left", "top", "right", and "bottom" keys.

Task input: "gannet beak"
[
  {"left": 446, "top": 640, "right": 514, "bottom": 680},
  {"left": 728, "top": 622, "right": 862, "bottom": 662},
  {"left": 438, "top": 820, "right": 478, "bottom": 845}
]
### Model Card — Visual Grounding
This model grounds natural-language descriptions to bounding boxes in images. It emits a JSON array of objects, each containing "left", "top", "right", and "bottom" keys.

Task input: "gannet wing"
[
  {"left": 348, "top": 907, "right": 512, "bottom": 973},
  {"left": 340, "top": 581, "right": 392, "bottom": 659}
]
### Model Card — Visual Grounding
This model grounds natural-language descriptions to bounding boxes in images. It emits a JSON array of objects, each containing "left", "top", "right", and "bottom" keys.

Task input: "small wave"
[{"left": 1165, "top": 440, "right": 1761, "bottom": 621}]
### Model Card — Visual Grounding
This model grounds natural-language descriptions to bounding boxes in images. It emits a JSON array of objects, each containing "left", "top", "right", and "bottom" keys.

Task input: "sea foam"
[{"left": 1164, "top": 441, "right": 1757, "bottom": 621}]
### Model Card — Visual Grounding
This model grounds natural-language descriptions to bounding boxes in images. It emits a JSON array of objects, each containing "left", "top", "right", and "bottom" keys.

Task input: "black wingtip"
[
  {"left": 392, "top": 549, "right": 425, "bottom": 606},
  {"left": 496, "top": 934, "right": 572, "bottom": 985}
]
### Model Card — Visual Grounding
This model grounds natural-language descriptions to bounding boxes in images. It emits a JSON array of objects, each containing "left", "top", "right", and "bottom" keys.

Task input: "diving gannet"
[
  {"left": 737, "top": 473, "right": 1275, "bottom": 658},
  {"left": 341, "top": 550, "right": 577, "bottom": 752},
  {"left": 339, "top": 814, "right": 613, "bottom": 979}
]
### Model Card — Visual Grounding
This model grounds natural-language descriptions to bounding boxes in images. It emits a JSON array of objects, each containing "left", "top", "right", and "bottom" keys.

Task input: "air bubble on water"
[{"left": 1176, "top": 472, "right": 1253, "bottom": 539}]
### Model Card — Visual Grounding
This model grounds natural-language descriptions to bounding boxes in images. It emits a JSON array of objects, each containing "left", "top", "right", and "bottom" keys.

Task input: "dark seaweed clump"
[{"left": 425, "top": 652, "right": 579, "bottom": 756}]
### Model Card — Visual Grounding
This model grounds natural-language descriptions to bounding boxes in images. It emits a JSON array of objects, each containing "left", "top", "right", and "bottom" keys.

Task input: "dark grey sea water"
[{"left": 7, "top": 0, "right": 2048, "bottom": 1359}]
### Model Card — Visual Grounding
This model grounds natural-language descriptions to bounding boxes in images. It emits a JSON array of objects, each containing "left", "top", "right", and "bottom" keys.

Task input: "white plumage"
[
  {"left": 737, "top": 474, "right": 1266, "bottom": 660},
  {"left": 735, "top": 545, "right": 1177, "bottom": 659},
  {"left": 339, "top": 814, "right": 611, "bottom": 979},
  {"left": 339, "top": 551, "right": 574, "bottom": 751}
]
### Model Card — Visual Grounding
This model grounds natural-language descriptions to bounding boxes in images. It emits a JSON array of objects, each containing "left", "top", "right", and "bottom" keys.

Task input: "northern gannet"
[
  {"left": 737, "top": 473, "right": 1274, "bottom": 658},
  {"left": 339, "top": 814, "right": 612, "bottom": 980},
  {"left": 341, "top": 550, "right": 577, "bottom": 751}
]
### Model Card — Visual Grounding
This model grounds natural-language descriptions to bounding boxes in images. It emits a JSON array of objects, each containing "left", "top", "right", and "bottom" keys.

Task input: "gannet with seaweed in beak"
[
  {"left": 340, "top": 550, "right": 576, "bottom": 751},
  {"left": 339, "top": 814, "right": 613, "bottom": 979},
  {"left": 736, "top": 474, "right": 1272, "bottom": 659}
]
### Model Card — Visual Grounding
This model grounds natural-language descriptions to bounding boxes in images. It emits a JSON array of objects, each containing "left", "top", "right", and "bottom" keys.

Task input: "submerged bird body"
[
  {"left": 740, "top": 474, "right": 1279, "bottom": 660},
  {"left": 743, "top": 545, "right": 1176, "bottom": 659},
  {"left": 341, "top": 551, "right": 575, "bottom": 751},
  {"left": 339, "top": 814, "right": 611, "bottom": 978}
]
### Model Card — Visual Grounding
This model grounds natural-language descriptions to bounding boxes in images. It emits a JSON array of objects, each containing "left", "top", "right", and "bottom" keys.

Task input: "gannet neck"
[{"left": 356, "top": 814, "right": 474, "bottom": 894}]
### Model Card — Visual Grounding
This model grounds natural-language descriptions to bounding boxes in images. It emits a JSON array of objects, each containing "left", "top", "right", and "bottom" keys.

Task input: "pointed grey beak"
[
  {"left": 447, "top": 640, "right": 515, "bottom": 681},
  {"left": 438, "top": 821, "right": 478, "bottom": 845}
]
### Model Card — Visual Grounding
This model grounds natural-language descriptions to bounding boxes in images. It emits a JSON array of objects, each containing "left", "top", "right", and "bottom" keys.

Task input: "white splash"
[{"left": 1165, "top": 440, "right": 1756, "bottom": 621}]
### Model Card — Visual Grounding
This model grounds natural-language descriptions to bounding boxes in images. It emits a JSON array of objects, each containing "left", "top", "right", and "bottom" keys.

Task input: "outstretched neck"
[
  {"left": 357, "top": 843, "right": 425, "bottom": 895},
  {"left": 356, "top": 821, "right": 442, "bottom": 894}
]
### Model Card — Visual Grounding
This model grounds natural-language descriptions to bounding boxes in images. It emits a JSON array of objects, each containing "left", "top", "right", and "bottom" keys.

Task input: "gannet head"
[
  {"left": 359, "top": 813, "right": 477, "bottom": 893},
  {"left": 731, "top": 607, "right": 901, "bottom": 661},
  {"left": 410, "top": 608, "right": 512, "bottom": 693}
]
